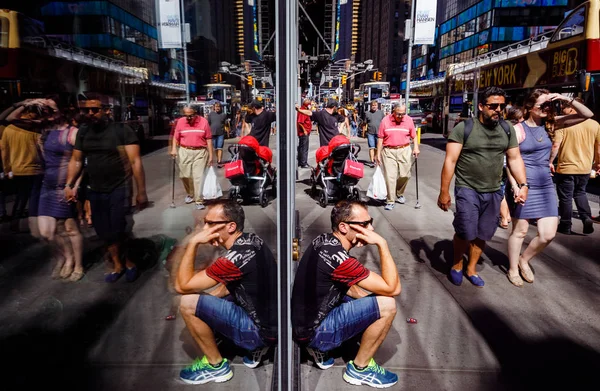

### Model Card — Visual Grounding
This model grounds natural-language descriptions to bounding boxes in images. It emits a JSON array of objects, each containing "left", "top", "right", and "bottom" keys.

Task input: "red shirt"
[
  {"left": 297, "top": 106, "right": 313, "bottom": 136},
  {"left": 174, "top": 116, "right": 212, "bottom": 148},
  {"left": 378, "top": 114, "right": 416, "bottom": 147}
]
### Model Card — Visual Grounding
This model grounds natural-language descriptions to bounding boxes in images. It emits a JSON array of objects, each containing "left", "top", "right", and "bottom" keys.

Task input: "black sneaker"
[
  {"left": 557, "top": 224, "right": 572, "bottom": 235},
  {"left": 583, "top": 219, "right": 594, "bottom": 234}
]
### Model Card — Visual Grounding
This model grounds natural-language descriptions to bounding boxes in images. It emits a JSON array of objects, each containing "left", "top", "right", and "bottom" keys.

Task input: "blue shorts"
[
  {"left": 453, "top": 186, "right": 502, "bottom": 241},
  {"left": 367, "top": 133, "right": 378, "bottom": 149},
  {"left": 308, "top": 296, "right": 380, "bottom": 352},
  {"left": 88, "top": 185, "right": 133, "bottom": 244},
  {"left": 212, "top": 135, "right": 225, "bottom": 150},
  {"left": 195, "top": 294, "right": 266, "bottom": 351}
]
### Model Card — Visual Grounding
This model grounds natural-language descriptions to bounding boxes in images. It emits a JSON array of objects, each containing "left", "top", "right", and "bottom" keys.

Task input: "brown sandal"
[{"left": 68, "top": 270, "right": 85, "bottom": 282}]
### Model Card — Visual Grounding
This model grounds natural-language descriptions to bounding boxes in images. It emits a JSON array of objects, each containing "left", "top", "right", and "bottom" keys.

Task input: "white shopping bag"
[
  {"left": 367, "top": 166, "right": 387, "bottom": 200},
  {"left": 202, "top": 166, "right": 223, "bottom": 200}
]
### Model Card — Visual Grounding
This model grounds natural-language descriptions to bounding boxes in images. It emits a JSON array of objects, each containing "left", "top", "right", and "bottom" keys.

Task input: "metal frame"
[{"left": 276, "top": 0, "right": 296, "bottom": 390}]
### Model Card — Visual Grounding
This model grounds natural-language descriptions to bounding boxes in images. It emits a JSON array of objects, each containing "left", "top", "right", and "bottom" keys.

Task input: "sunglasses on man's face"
[
  {"left": 483, "top": 103, "right": 507, "bottom": 111},
  {"left": 203, "top": 219, "right": 231, "bottom": 226},
  {"left": 80, "top": 107, "right": 102, "bottom": 114},
  {"left": 344, "top": 218, "right": 374, "bottom": 228}
]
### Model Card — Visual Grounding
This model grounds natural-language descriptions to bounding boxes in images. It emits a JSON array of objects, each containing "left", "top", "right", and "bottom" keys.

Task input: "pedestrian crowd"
[{"left": 2, "top": 86, "right": 599, "bottom": 389}]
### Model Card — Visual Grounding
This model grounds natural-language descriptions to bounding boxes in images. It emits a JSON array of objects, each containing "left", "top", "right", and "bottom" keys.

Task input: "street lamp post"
[
  {"left": 405, "top": 0, "right": 416, "bottom": 111},
  {"left": 180, "top": 0, "right": 189, "bottom": 103}
]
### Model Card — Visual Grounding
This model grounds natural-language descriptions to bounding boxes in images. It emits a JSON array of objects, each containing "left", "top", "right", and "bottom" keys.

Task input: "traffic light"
[
  {"left": 376, "top": 72, "right": 382, "bottom": 81},
  {"left": 247, "top": 75, "right": 253, "bottom": 86},
  {"left": 341, "top": 74, "right": 347, "bottom": 85}
]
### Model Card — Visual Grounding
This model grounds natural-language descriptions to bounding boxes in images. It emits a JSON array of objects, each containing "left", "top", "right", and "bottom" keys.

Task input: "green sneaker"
[{"left": 179, "top": 356, "right": 233, "bottom": 384}]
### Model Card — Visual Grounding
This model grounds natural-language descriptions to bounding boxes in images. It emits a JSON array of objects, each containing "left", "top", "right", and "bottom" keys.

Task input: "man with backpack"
[{"left": 437, "top": 87, "right": 528, "bottom": 287}]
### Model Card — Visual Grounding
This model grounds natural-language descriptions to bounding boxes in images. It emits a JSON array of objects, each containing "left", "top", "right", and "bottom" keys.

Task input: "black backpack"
[{"left": 463, "top": 118, "right": 511, "bottom": 149}]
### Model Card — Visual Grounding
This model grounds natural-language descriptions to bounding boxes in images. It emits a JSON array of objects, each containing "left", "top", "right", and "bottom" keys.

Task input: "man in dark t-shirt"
[
  {"left": 207, "top": 103, "right": 228, "bottom": 165},
  {"left": 291, "top": 200, "right": 400, "bottom": 388},
  {"left": 363, "top": 101, "right": 385, "bottom": 162},
  {"left": 295, "top": 100, "right": 342, "bottom": 147},
  {"left": 176, "top": 200, "right": 277, "bottom": 385},
  {"left": 65, "top": 99, "right": 148, "bottom": 283},
  {"left": 244, "top": 100, "right": 276, "bottom": 147}
]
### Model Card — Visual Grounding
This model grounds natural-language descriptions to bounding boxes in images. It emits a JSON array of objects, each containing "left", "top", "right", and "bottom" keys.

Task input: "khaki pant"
[
  {"left": 177, "top": 147, "right": 209, "bottom": 204},
  {"left": 381, "top": 146, "right": 412, "bottom": 204}
]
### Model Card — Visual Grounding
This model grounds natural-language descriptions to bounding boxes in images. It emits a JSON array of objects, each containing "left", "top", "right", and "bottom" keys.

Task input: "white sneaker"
[
  {"left": 196, "top": 203, "right": 205, "bottom": 210},
  {"left": 184, "top": 195, "right": 193, "bottom": 204},
  {"left": 397, "top": 195, "right": 406, "bottom": 204}
]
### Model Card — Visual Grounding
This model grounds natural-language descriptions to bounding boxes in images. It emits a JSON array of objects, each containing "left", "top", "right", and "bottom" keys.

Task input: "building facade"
[
  {"left": 39, "top": 0, "right": 160, "bottom": 75},
  {"left": 357, "top": 0, "right": 409, "bottom": 92},
  {"left": 435, "top": 0, "right": 571, "bottom": 75}
]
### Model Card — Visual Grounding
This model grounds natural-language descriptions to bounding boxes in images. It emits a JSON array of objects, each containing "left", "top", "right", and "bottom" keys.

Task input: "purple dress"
[
  {"left": 38, "top": 128, "right": 76, "bottom": 219},
  {"left": 510, "top": 122, "right": 558, "bottom": 219}
]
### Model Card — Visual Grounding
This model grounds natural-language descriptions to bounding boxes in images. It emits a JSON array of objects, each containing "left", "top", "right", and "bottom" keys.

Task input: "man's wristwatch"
[{"left": 518, "top": 182, "right": 530, "bottom": 189}]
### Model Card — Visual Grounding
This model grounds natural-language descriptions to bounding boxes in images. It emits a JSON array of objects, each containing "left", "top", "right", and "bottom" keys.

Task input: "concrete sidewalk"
[
  {"left": 1, "top": 131, "right": 598, "bottom": 391},
  {"left": 295, "top": 132, "right": 600, "bottom": 391}
]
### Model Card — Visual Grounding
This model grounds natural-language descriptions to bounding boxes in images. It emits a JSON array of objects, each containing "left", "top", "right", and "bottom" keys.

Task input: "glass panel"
[
  {"left": 550, "top": 4, "right": 586, "bottom": 42},
  {"left": 1, "top": 1, "right": 279, "bottom": 390}
]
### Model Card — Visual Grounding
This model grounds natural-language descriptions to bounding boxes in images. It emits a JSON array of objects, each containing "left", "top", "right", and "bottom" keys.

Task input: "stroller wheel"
[
  {"left": 319, "top": 189, "right": 328, "bottom": 208},
  {"left": 310, "top": 183, "right": 317, "bottom": 197},
  {"left": 260, "top": 191, "right": 269, "bottom": 208}
]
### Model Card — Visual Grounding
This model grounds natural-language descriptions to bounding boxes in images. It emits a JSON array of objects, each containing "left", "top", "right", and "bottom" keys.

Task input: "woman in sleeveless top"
[
  {"left": 38, "top": 106, "right": 85, "bottom": 281},
  {"left": 505, "top": 89, "right": 593, "bottom": 287}
]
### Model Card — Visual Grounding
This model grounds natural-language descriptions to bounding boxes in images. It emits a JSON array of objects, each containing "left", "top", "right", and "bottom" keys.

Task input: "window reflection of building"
[{"left": 435, "top": 0, "right": 570, "bottom": 74}]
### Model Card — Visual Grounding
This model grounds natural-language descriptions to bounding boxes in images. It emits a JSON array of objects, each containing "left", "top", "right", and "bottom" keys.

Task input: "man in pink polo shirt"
[
  {"left": 170, "top": 106, "right": 213, "bottom": 210},
  {"left": 376, "top": 105, "right": 420, "bottom": 210}
]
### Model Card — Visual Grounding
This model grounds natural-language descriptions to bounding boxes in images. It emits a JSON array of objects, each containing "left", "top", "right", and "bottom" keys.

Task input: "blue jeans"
[
  {"left": 212, "top": 135, "right": 225, "bottom": 150},
  {"left": 367, "top": 133, "right": 378, "bottom": 149},
  {"left": 195, "top": 294, "right": 266, "bottom": 351},
  {"left": 308, "top": 296, "right": 380, "bottom": 352}
]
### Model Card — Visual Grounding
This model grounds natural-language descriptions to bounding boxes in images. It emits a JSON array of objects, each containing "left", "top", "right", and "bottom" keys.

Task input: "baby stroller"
[
  {"left": 225, "top": 136, "right": 276, "bottom": 207},
  {"left": 310, "top": 135, "right": 363, "bottom": 208}
]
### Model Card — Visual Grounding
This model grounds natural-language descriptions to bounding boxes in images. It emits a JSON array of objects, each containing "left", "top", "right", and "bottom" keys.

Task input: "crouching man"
[
  {"left": 291, "top": 200, "right": 401, "bottom": 388},
  {"left": 175, "top": 200, "right": 277, "bottom": 384}
]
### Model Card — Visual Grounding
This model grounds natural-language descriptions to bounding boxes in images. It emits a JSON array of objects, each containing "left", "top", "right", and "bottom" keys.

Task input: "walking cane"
[
  {"left": 414, "top": 156, "right": 421, "bottom": 209},
  {"left": 170, "top": 156, "right": 176, "bottom": 209}
]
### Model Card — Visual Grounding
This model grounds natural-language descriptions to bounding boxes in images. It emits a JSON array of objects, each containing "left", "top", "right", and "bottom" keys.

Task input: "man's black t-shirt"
[
  {"left": 246, "top": 110, "right": 277, "bottom": 146},
  {"left": 291, "top": 233, "right": 370, "bottom": 343},
  {"left": 208, "top": 111, "right": 227, "bottom": 137},
  {"left": 75, "top": 121, "right": 139, "bottom": 193},
  {"left": 312, "top": 110, "right": 342, "bottom": 146},
  {"left": 206, "top": 233, "right": 278, "bottom": 342}
]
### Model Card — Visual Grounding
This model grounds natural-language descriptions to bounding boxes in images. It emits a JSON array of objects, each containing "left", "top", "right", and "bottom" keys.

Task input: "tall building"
[
  {"left": 357, "top": 0, "right": 408, "bottom": 92},
  {"left": 39, "top": 0, "right": 160, "bottom": 76},
  {"left": 434, "top": 0, "right": 572, "bottom": 76}
]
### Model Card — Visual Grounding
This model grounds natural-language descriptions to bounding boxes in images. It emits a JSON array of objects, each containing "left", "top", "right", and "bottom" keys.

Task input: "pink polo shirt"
[
  {"left": 174, "top": 116, "right": 212, "bottom": 148},
  {"left": 378, "top": 114, "right": 416, "bottom": 147}
]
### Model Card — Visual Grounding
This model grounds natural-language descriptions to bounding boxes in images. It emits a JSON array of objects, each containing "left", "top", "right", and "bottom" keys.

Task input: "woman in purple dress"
[
  {"left": 506, "top": 90, "right": 593, "bottom": 287},
  {"left": 38, "top": 104, "right": 84, "bottom": 281}
]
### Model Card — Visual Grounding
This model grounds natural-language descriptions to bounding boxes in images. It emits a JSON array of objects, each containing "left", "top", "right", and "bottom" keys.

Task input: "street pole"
[
  {"left": 405, "top": 0, "right": 416, "bottom": 112},
  {"left": 180, "top": 0, "right": 189, "bottom": 103}
]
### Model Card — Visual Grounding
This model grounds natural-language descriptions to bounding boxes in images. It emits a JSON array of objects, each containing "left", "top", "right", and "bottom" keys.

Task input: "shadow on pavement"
[{"left": 470, "top": 308, "right": 600, "bottom": 390}]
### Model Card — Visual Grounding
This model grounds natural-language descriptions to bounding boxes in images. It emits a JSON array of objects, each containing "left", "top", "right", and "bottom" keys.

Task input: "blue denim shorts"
[
  {"left": 195, "top": 294, "right": 265, "bottom": 351},
  {"left": 212, "top": 135, "right": 225, "bottom": 150},
  {"left": 308, "top": 296, "right": 380, "bottom": 352},
  {"left": 367, "top": 133, "right": 378, "bottom": 149},
  {"left": 453, "top": 186, "right": 503, "bottom": 241}
]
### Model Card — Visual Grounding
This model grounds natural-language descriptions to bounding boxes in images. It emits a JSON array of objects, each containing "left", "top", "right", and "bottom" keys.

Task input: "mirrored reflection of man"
[
  {"left": 65, "top": 99, "right": 149, "bottom": 283},
  {"left": 243, "top": 100, "right": 276, "bottom": 147},
  {"left": 207, "top": 102, "right": 227, "bottom": 167},
  {"left": 295, "top": 100, "right": 342, "bottom": 147},
  {"left": 170, "top": 106, "right": 213, "bottom": 209},
  {"left": 292, "top": 200, "right": 400, "bottom": 389},
  {"left": 297, "top": 98, "right": 312, "bottom": 168},
  {"left": 175, "top": 200, "right": 277, "bottom": 385}
]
